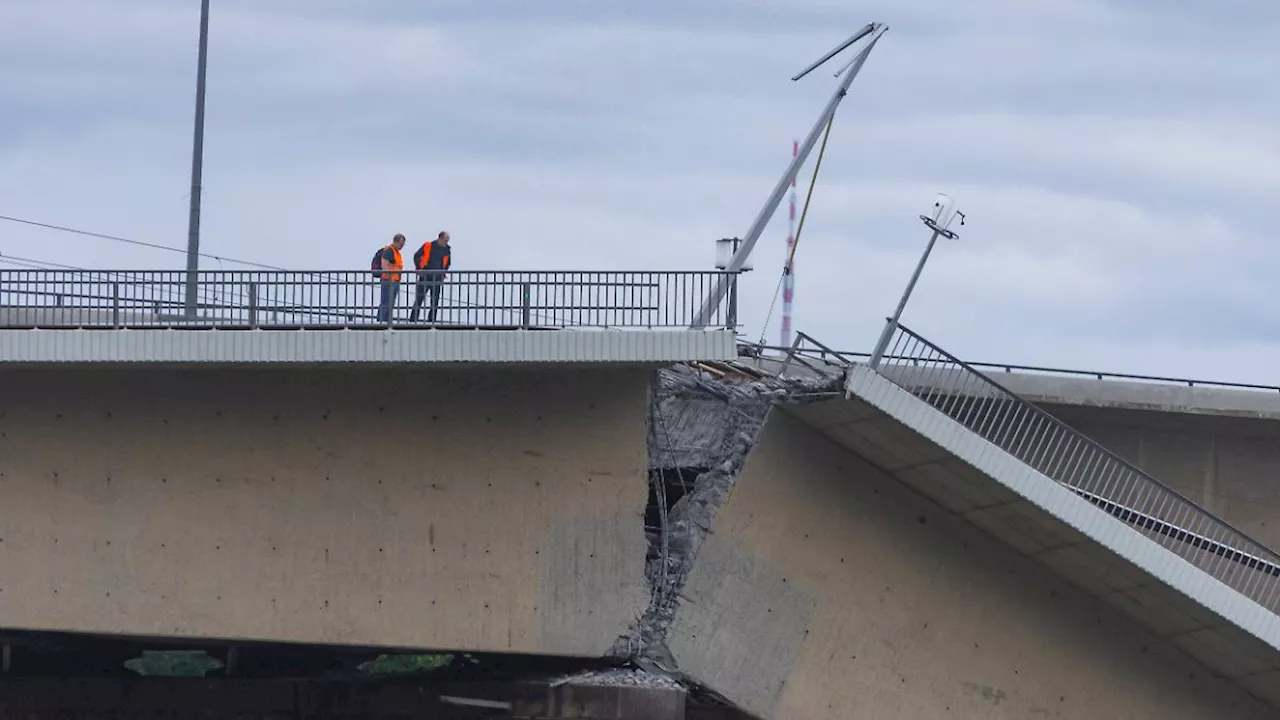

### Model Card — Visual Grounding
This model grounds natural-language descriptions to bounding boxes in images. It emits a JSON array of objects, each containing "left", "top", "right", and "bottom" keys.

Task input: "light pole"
[
  {"left": 714, "top": 237, "right": 753, "bottom": 329},
  {"left": 690, "top": 22, "right": 889, "bottom": 328},
  {"left": 868, "top": 194, "right": 966, "bottom": 369},
  {"left": 184, "top": 0, "right": 211, "bottom": 317}
]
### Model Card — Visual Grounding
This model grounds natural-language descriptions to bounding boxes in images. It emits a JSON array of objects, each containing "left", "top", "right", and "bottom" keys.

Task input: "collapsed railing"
[
  {"left": 871, "top": 323, "right": 1280, "bottom": 613},
  {"left": 0, "top": 269, "right": 739, "bottom": 330},
  {"left": 763, "top": 337, "right": 1280, "bottom": 394}
]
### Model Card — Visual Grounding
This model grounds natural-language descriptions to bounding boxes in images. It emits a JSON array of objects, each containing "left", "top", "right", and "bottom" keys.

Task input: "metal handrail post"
[
  {"left": 248, "top": 282, "right": 258, "bottom": 328},
  {"left": 521, "top": 282, "right": 531, "bottom": 328},
  {"left": 727, "top": 270, "right": 738, "bottom": 330},
  {"left": 778, "top": 332, "right": 807, "bottom": 377}
]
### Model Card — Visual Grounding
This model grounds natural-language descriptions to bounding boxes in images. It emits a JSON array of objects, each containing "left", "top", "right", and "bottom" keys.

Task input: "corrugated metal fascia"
[{"left": 0, "top": 329, "right": 737, "bottom": 364}]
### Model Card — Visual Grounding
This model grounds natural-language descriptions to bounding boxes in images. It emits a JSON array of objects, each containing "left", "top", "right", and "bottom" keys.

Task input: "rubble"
[
  {"left": 548, "top": 667, "right": 686, "bottom": 690},
  {"left": 611, "top": 361, "right": 842, "bottom": 672}
]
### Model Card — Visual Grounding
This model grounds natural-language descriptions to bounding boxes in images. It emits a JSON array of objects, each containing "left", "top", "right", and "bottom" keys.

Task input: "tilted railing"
[
  {"left": 874, "top": 323, "right": 1280, "bottom": 614},
  {"left": 772, "top": 331, "right": 865, "bottom": 376},
  {"left": 0, "top": 269, "right": 737, "bottom": 330},
  {"left": 761, "top": 339, "right": 1280, "bottom": 394}
]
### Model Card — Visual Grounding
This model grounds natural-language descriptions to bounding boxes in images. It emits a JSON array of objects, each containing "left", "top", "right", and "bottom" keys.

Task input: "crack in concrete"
[{"left": 609, "top": 363, "right": 839, "bottom": 676}]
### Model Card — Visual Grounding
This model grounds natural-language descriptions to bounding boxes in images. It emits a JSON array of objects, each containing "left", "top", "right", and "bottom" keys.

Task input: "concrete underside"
[
  {"left": 0, "top": 365, "right": 653, "bottom": 656},
  {"left": 671, "top": 407, "right": 1277, "bottom": 719}
]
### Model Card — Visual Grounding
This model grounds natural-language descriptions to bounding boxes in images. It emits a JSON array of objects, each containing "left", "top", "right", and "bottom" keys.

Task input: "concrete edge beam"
[{"left": 0, "top": 329, "right": 738, "bottom": 364}]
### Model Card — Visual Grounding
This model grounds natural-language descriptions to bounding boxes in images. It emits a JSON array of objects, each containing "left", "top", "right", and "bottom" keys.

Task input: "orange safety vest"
[
  {"left": 381, "top": 245, "right": 403, "bottom": 282},
  {"left": 415, "top": 241, "right": 452, "bottom": 271}
]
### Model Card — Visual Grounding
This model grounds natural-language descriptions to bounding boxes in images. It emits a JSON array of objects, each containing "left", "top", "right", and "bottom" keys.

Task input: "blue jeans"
[
  {"left": 410, "top": 273, "right": 445, "bottom": 322},
  {"left": 377, "top": 280, "right": 399, "bottom": 323}
]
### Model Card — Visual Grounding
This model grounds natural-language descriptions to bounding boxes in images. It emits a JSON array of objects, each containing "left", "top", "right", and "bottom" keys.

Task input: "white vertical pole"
[{"left": 781, "top": 139, "right": 798, "bottom": 347}]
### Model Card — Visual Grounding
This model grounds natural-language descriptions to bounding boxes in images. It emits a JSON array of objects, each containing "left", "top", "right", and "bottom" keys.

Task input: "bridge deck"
[{"left": 773, "top": 329, "right": 1280, "bottom": 709}]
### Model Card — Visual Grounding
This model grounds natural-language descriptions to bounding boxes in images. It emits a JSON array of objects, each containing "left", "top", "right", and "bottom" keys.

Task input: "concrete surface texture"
[
  {"left": 804, "top": 360, "right": 1280, "bottom": 555},
  {"left": 0, "top": 364, "right": 652, "bottom": 655},
  {"left": 616, "top": 366, "right": 789, "bottom": 672},
  {"left": 980, "top": 370, "right": 1280, "bottom": 420},
  {"left": 1040, "top": 403, "right": 1280, "bottom": 553},
  {"left": 667, "top": 409, "right": 1275, "bottom": 719}
]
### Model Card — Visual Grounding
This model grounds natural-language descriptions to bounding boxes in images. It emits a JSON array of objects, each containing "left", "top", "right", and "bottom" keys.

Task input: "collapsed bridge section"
[{"left": 645, "top": 329, "right": 1280, "bottom": 718}]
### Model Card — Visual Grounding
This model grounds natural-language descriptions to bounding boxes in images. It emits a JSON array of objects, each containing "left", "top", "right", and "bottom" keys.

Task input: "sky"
[{"left": 2, "top": 0, "right": 1279, "bottom": 382}]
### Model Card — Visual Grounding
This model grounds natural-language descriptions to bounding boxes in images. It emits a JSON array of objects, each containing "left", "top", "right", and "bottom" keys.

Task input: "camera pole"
[{"left": 868, "top": 200, "right": 966, "bottom": 369}]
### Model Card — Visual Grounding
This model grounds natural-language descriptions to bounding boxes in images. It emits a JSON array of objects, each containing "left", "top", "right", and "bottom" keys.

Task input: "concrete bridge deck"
[{"left": 693, "top": 331, "right": 1280, "bottom": 715}]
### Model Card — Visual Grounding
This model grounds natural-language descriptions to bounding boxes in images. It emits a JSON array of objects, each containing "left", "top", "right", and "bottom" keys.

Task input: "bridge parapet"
[
  {"left": 0, "top": 269, "right": 735, "bottom": 330},
  {"left": 0, "top": 269, "right": 738, "bottom": 363}
]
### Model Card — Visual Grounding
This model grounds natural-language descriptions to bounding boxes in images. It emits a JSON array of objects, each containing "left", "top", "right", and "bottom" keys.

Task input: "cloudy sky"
[{"left": 2, "top": 0, "right": 1278, "bottom": 382}]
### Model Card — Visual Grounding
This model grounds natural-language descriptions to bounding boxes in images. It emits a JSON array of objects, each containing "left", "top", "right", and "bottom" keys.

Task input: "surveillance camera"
[{"left": 929, "top": 193, "right": 957, "bottom": 228}]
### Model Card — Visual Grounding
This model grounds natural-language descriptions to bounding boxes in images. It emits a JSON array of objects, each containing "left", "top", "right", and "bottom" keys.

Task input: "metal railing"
[
  {"left": 0, "top": 269, "right": 737, "bottom": 330},
  {"left": 875, "top": 323, "right": 1280, "bottom": 613},
  {"left": 771, "top": 332, "right": 864, "bottom": 377},
  {"left": 760, "top": 340, "right": 1280, "bottom": 394}
]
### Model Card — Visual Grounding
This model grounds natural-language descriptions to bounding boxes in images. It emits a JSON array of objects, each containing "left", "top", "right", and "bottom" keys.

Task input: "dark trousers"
[
  {"left": 376, "top": 280, "right": 399, "bottom": 323},
  {"left": 410, "top": 273, "right": 445, "bottom": 322}
]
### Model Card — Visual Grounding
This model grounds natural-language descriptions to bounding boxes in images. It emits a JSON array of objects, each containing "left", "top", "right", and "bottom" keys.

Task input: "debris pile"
[{"left": 612, "top": 360, "right": 842, "bottom": 673}]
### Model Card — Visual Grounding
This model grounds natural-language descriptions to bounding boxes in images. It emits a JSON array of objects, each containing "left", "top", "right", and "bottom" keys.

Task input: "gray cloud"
[{"left": 2, "top": 0, "right": 1278, "bottom": 382}]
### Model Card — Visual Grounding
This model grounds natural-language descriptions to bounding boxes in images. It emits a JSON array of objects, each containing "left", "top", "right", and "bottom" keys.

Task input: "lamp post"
[
  {"left": 868, "top": 194, "right": 966, "bottom": 369},
  {"left": 715, "top": 237, "right": 753, "bottom": 329},
  {"left": 184, "top": 0, "right": 211, "bottom": 317},
  {"left": 690, "top": 22, "right": 888, "bottom": 328}
]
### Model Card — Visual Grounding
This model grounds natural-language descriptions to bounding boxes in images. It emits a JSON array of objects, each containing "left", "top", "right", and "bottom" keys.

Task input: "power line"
[
  {"left": 0, "top": 213, "right": 286, "bottom": 271},
  {"left": 0, "top": 256, "right": 54, "bottom": 271},
  {"left": 0, "top": 252, "right": 85, "bottom": 272},
  {"left": 0, "top": 217, "right": 351, "bottom": 312},
  {"left": 0, "top": 252, "right": 244, "bottom": 307}
]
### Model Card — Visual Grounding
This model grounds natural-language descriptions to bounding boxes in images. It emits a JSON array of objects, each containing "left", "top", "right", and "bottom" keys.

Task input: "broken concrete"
[
  {"left": 611, "top": 363, "right": 841, "bottom": 679},
  {"left": 647, "top": 367, "right": 766, "bottom": 470},
  {"left": 549, "top": 668, "right": 687, "bottom": 690}
]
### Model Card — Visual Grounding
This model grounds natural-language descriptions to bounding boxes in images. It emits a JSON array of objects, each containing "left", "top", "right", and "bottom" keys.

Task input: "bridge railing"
[
  {"left": 762, "top": 338, "right": 1280, "bottom": 394},
  {"left": 875, "top": 323, "right": 1280, "bottom": 613},
  {"left": 0, "top": 269, "right": 736, "bottom": 330}
]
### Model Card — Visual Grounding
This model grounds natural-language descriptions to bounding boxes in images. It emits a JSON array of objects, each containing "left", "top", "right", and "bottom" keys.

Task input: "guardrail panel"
[{"left": 0, "top": 269, "right": 737, "bottom": 330}]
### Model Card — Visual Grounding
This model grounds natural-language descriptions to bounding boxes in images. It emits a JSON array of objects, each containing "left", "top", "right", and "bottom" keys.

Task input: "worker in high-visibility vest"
[
  {"left": 410, "top": 231, "right": 452, "bottom": 323},
  {"left": 375, "top": 233, "right": 406, "bottom": 323}
]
